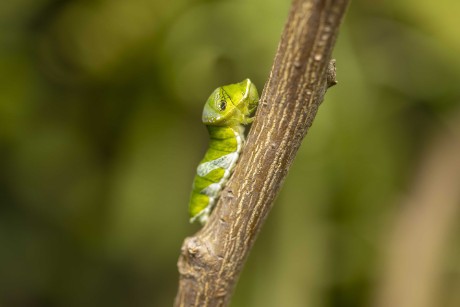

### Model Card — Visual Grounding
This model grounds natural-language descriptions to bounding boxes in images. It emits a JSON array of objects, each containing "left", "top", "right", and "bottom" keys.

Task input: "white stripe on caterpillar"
[{"left": 197, "top": 152, "right": 239, "bottom": 177}]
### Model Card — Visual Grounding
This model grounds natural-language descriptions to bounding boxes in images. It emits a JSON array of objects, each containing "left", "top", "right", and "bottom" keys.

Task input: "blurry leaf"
[{"left": 106, "top": 97, "right": 199, "bottom": 265}]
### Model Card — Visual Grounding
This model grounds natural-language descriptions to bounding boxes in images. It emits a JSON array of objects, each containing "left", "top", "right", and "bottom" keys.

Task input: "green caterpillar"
[{"left": 189, "top": 79, "right": 259, "bottom": 224}]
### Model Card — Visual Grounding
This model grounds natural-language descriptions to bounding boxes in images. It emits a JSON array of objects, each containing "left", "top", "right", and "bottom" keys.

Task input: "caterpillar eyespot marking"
[{"left": 189, "top": 79, "right": 259, "bottom": 224}]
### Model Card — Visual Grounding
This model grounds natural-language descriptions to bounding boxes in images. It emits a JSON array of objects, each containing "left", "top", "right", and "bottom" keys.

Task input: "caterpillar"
[{"left": 189, "top": 79, "right": 259, "bottom": 224}]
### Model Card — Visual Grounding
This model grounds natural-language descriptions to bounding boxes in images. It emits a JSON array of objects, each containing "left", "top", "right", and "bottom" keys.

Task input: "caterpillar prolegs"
[{"left": 189, "top": 79, "right": 259, "bottom": 224}]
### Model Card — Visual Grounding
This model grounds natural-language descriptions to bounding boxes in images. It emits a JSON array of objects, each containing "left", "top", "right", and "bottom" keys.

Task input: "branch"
[
  {"left": 175, "top": 0, "right": 349, "bottom": 306},
  {"left": 374, "top": 113, "right": 460, "bottom": 307}
]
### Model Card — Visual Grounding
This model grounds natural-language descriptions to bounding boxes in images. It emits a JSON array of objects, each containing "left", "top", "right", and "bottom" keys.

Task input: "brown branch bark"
[{"left": 175, "top": 0, "right": 349, "bottom": 306}]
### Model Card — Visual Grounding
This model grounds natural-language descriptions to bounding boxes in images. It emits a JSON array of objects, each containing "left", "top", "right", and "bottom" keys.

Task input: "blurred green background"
[{"left": 1, "top": 0, "right": 460, "bottom": 306}]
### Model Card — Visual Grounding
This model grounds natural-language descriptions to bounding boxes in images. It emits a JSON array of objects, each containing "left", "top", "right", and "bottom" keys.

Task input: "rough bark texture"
[{"left": 175, "top": 0, "right": 349, "bottom": 306}]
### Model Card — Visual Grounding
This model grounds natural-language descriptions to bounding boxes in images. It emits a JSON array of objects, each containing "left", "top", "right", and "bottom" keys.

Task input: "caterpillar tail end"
[{"left": 189, "top": 208, "right": 210, "bottom": 225}]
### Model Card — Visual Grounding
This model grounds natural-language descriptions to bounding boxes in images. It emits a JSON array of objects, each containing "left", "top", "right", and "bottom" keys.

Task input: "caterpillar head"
[{"left": 202, "top": 79, "right": 259, "bottom": 126}]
